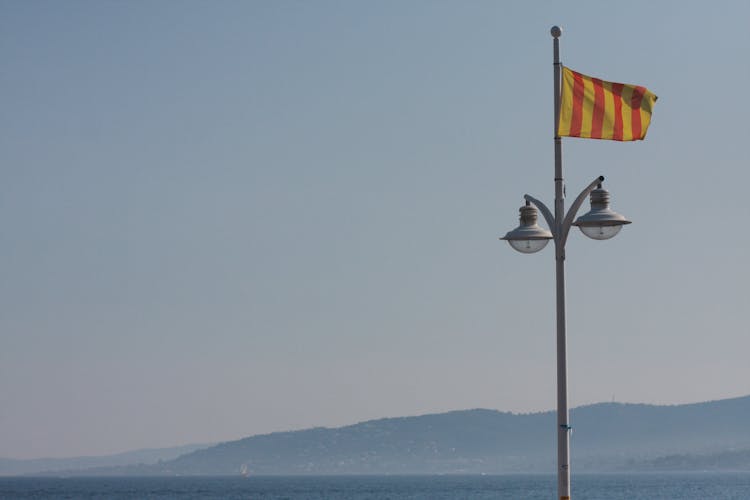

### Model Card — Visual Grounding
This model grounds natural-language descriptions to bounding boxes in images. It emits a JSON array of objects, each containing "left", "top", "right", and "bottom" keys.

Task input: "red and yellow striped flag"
[{"left": 557, "top": 67, "right": 657, "bottom": 141}]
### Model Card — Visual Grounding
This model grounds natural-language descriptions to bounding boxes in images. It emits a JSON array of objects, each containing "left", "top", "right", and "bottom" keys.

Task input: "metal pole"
[{"left": 551, "top": 25, "right": 571, "bottom": 500}]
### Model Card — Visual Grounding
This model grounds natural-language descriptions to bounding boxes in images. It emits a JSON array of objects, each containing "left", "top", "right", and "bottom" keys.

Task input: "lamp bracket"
[
  {"left": 523, "top": 194, "right": 555, "bottom": 237},
  {"left": 560, "top": 176, "right": 605, "bottom": 245}
]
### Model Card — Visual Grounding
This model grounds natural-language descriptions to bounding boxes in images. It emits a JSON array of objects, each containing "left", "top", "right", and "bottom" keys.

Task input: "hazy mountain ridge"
[
  {"left": 568, "top": 397, "right": 750, "bottom": 454},
  {"left": 636, "top": 448, "right": 750, "bottom": 471},
  {"left": 21, "top": 395, "right": 750, "bottom": 476},
  {"left": 0, "top": 443, "right": 212, "bottom": 476}
]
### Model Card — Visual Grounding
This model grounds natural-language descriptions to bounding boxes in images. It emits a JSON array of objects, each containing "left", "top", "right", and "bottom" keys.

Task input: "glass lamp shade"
[
  {"left": 578, "top": 224, "right": 622, "bottom": 240},
  {"left": 508, "top": 238, "right": 550, "bottom": 253}
]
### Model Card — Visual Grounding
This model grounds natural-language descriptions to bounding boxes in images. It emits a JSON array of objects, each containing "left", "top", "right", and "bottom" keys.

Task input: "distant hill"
[
  {"left": 0, "top": 443, "right": 212, "bottom": 476},
  {"left": 636, "top": 448, "right": 750, "bottom": 471},
  {"left": 26, "top": 395, "right": 750, "bottom": 476}
]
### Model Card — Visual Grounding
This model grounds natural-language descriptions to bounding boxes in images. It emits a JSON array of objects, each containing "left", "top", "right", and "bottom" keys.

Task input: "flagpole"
[
  {"left": 551, "top": 25, "right": 571, "bottom": 500},
  {"left": 504, "top": 24, "right": 641, "bottom": 500}
]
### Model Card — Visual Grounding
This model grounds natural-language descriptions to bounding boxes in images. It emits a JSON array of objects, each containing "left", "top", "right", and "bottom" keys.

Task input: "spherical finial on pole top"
[{"left": 551, "top": 26, "right": 562, "bottom": 38}]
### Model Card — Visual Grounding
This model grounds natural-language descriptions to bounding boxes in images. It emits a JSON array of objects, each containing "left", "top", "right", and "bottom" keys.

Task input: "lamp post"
[{"left": 500, "top": 27, "right": 631, "bottom": 500}]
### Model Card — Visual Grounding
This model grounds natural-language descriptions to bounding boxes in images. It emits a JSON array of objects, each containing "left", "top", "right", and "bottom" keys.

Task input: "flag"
[{"left": 557, "top": 66, "right": 657, "bottom": 141}]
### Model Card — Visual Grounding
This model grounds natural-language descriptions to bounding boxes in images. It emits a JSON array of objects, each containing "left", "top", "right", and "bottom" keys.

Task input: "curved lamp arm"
[
  {"left": 523, "top": 194, "right": 555, "bottom": 237},
  {"left": 560, "top": 175, "right": 605, "bottom": 245}
]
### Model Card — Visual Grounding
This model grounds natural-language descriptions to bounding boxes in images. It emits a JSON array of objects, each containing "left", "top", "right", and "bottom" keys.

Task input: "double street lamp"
[
  {"left": 499, "top": 26, "right": 632, "bottom": 500},
  {"left": 502, "top": 179, "right": 630, "bottom": 252}
]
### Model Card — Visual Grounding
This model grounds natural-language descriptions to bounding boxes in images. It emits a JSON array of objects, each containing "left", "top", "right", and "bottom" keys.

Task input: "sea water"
[{"left": 1, "top": 473, "right": 749, "bottom": 499}]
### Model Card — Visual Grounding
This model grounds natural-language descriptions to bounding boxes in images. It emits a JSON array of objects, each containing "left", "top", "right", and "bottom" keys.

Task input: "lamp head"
[
  {"left": 573, "top": 185, "right": 631, "bottom": 240},
  {"left": 501, "top": 202, "right": 553, "bottom": 253}
]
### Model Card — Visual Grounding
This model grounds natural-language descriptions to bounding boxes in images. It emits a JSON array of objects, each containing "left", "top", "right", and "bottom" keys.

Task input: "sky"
[{"left": 1, "top": 0, "right": 749, "bottom": 460}]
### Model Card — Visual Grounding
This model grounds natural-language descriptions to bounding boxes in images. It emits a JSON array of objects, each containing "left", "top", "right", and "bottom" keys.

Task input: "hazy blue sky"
[{"left": 2, "top": 0, "right": 749, "bottom": 459}]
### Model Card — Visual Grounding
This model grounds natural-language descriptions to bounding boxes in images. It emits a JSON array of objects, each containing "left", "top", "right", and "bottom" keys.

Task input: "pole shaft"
[{"left": 552, "top": 28, "right": 571, "bottom": 500}]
